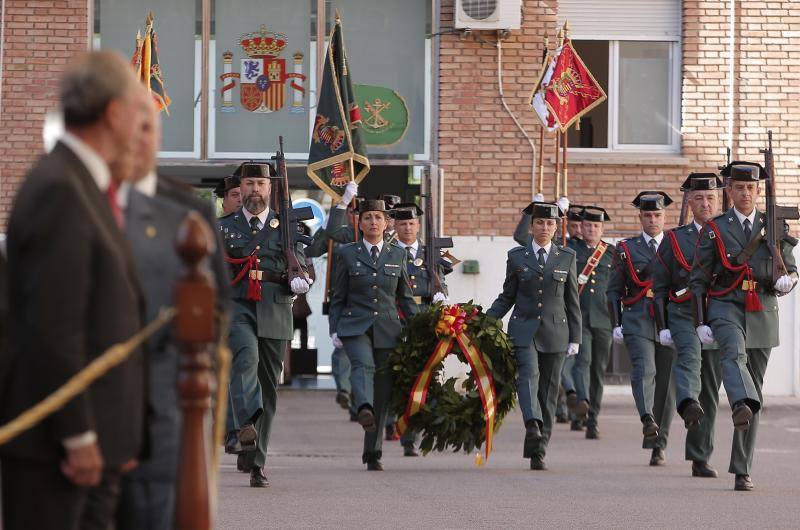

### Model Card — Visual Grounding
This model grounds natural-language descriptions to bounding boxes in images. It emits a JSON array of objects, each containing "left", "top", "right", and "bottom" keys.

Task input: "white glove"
[
  {"left": 290, "top": 277, "right": 310, "bottom": 294},
  {"left": 696, "top": 325, "right": 715, "bottom": 345},
  {"left": 340, "top": 181, "right": 358, "bottom": 206},
  {"left": 432, "top": 292, "right": 448, "bottom": 303},
  {"left": 321, "top": 213, "right": 330, "bottom": 230},
  {"left": 533, "top": 193, "right": 545, "bottom": 202},
  {"left": 331, "top": 333, "right": 343, "bottom": 349},
  {"left": 566, "top": 343, "right": 579, "bottom": 356},
  {"left": 557, "top": 196, "right": 570, "bottom": 213},
  {"left": 774, "top": 274, "right": 794, "bottom": 294},
  {"left": 658, "top": 329, "right": 674, "bottom": 347},
  {"left": 612, "top": 326, "right": 624, "bottom": 344}
]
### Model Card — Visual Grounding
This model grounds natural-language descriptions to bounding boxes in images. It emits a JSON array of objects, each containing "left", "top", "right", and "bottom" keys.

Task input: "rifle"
[
  {"left": 760, "top": 130, "right": 799, "bottom": 282},
  {"left": 273, "top": 136, "right": 315, "bottom": 283},
  {"left": 678, "top": 191, "right": 689, "bottom": 227},
  {"left": 423, "top": 170, "right": 453, "bottom": 299},
  {"left": 722, "top": 147, "right": 731, "bottom": 211}
]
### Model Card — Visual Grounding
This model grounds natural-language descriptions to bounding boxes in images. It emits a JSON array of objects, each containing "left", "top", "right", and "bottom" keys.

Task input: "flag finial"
[{"left": 335, "top": 9, "right": 341, "bottom": 23}]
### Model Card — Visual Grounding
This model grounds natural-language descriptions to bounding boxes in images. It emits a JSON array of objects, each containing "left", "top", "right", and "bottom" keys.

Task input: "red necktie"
[{"left": 106, "top": 179, "right": 125, "bottom": 230}]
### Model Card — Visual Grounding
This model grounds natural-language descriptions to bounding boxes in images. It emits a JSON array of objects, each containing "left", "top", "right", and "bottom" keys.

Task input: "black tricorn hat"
[
  {"left": 238, "top": 161, "right": 276, "bottom": 179},
  {"left": 357, "top": 199, "right": 387, "bottom": 214},
  {"left": 381, "top": 194, "right": 402, "bottom": 209},
  {"left": 213, "top": 176, "right": 241, "bottom": 198},
  {"left": 390, "top": 202, "right": 423, "bottom": 220},
  {"left": 581, "top": 206, "right": 611, "bottom": 222},
  {"left": 719, "top": 161, "right": 765, "bottom": 181},
  {"left": 566, "top": 205, "right": 585, "bottom": 222},
  {"left": 632, "top": 191, "right": 673, "bottom": 211},
  {"left": 680, "top": 172, "right": 723, "bottom": 191},
  {"left": 522, "top": 201, "right": 563, "bottom": 219}
]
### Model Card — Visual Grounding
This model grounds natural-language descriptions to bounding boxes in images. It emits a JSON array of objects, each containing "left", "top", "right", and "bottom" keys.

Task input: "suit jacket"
[
  {"left": 329, "top": 241, "right": 418, "bottom": 348},
  {"left": 0, "top": 141, "right": 146, "bottom": 466},
  {"left": 487, "top": 243, "right": 581, "bottom": 352},
  {"left": 219, "top": 207, "right": 305, "bottom": 340},
  {"left": 689, "top": 208, "right": 798, "bottom": 348},
  {"left": 574, "top": 239, "right": 616, "bottom": 330},
  {"left": 124, "top": 190, "right": 188, "bottom": 480},
  {"left": 607, "top": 234, "right": 659, "bottom": 340},
  {"left": 404, "top": 242, "right": 453, "bottom": 304}
]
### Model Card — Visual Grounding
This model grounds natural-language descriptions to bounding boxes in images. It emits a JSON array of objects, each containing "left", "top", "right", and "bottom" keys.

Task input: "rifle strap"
[
  {"left": 705, "top": 220, "right": 762, "bottom": 311},
  {"left": 618, "top": 241, "right": 653, "bottom": 307},
  {"left": 577, "top": 241, "right": 608, "bottom": 295},
  {"left": 665, "top": 230, "right": 692, "bottom": 303}
]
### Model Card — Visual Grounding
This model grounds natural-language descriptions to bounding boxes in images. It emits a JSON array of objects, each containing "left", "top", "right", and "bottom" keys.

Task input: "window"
[{"left": 560, "top": 0, "right": 681, "bottom": 153}]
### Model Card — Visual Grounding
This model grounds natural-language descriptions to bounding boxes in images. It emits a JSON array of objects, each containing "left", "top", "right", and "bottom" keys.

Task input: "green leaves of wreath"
[{"left": 388, "top": 302, "right": 517, "bottom": 455}]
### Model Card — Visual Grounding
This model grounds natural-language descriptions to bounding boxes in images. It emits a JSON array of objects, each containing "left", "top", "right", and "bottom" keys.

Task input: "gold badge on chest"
[
  {"left": 269, "top": 218, "right": 280, "bottom": 229},
  {"left": 413, "top": 258, "right": 424, "bottom": 267},
  {"left": 146, "top": 226, "right": 157, "bottom": 238}
]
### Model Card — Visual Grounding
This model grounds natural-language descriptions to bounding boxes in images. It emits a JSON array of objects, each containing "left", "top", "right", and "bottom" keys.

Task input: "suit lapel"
[
  {"left": 752, "top": 210, "right": 766, "bottom": 241},
  {"left": 234, "top": 207, "right": 252, "bottom": 234},
  {"left": 355, "top": 241, "right": 378, "bottom": 270},
  {"left": 726, "top": 209, "right": 748, "bottom": 247},
  {"left": 375, "top": 242, "right": 392, "bottom": 269},
  {"left": 522, "top": 246, "right": 542, "bottom": 271},
  {"left": 543, "top": 245, "right": 561, "bottom": 274}
]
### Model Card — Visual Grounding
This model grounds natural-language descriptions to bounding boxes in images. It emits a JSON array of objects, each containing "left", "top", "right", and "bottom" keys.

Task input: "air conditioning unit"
[{"left": 454, "top": 0, "right": 521, "bottom": 30}]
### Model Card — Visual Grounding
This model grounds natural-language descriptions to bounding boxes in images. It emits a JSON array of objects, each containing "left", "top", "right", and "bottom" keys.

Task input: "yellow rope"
[
  {"left": 0, "top": 307, "right": 177, "bottom": 446},
  {"left": 210, "top": 313, "right": 231, "bottom": 492}
]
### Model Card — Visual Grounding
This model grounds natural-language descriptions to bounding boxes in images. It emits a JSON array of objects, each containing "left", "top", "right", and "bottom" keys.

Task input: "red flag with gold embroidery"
[
  {"left": 131, "top": 12, "right": 171, "bottom": 115},
  {"left": 543, "top": 39, "right": 605, "bottom": 132}
]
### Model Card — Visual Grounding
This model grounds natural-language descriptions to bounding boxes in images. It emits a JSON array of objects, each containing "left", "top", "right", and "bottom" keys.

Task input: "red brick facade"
[
  {"left": 439, "top": 0, "right": 800, "bottom": 237},
  {"left": 1, "top": 1, "right": 798, "bottom": 236},
  {"left": 0, "top": 0, "right": 90, "bottom": 229}
]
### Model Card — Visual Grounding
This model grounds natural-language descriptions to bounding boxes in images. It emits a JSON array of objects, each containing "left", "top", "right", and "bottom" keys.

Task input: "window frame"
[{"left": 568, "top": 34, "right": 682, "bottom": 154}]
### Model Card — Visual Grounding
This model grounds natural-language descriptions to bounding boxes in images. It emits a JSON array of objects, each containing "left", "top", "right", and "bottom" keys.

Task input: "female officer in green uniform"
[{"left": 329, "top": 199, "right": 418, "bottom": 470}]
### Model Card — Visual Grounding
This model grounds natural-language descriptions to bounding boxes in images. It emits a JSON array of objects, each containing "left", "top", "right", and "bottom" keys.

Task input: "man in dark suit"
[{"left": 0, "top": 51, "right": 150, "bottom": 530}]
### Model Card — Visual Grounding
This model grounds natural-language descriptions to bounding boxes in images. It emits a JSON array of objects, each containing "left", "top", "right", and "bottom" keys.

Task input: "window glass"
[
  {"left": 211, "top": 0, "right": 313, "bottom": 155},
  {"left": 333, "top": 0, "right": 429, "bottom": 156},
  {"left": 567, "top": 40, "right": 608, "bottom": 149},
  {"left": 618, "top": 41, "right": 671, "bottom": 145},
  {"left": 96, "top": 0, "right": 198, "bottom": 154}
]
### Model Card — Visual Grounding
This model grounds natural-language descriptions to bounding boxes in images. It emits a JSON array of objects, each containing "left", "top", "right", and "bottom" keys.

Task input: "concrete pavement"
[{"left": 216, "top": 390, "right": 800, "bottom": 529}]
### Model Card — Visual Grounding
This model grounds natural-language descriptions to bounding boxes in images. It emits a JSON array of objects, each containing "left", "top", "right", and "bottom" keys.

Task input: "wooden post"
[{"left": 175, "top": 212, "right": 216, "bottom": 530}]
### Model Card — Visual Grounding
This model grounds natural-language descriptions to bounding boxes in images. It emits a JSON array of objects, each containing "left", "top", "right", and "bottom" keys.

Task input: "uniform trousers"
[{"left": 582, "top": 327, "right": 612, "bottom": 428}]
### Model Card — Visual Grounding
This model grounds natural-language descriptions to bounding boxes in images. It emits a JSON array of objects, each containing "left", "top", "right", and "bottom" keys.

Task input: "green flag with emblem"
[
  {"left": 354, "top": 85, "right": 409, "bottom": 146},
  {"left": 307, "top": 14, "right": 369, "bottom": 201}
]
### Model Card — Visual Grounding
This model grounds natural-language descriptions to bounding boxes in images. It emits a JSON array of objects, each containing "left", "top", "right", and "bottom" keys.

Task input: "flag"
[
  {"left": 540, "top": 39, "right": 606, "bottom": 132},
  {"left": 529, "top": 49, "right": 560, "bottom": 132},
  {"left": 131, "top": 12, "right": 171, "bottom": 115},
  {"left": 307, "top": 15, "right": 369, "bottom": 202},
  {"left": 354, "top": 84, "right": 409, "bottom": 146}
]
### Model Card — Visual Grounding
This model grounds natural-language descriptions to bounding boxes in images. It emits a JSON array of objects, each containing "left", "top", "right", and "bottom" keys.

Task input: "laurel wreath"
[{"left": 388, "top": 302, "right": 517, "bottom": 455}]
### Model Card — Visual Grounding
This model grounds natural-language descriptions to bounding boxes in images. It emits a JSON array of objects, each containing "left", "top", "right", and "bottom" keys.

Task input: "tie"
[
  {"left": 537, "top": 248, "right": 546, "bottom": 268},
  {"left": 743, "top": 218, "right": 752, "bottom": 240},
  {"left": 106, "top": 180, "right": 124, "bottom": 230},
  {"left": 406, "top": 247, "right": 414, "bottom": 261},
  {"left": 250, "top": 216, "right": 261, "bottom": 234},
  {"left": 649, "top": 238, "right": 657, "bottom": 255},
  {"left": 371, "top": 245, "right": 379, "bottom": 263}
]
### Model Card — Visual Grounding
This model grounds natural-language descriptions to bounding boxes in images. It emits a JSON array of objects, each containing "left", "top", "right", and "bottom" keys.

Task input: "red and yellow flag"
[{"left": 131, "top": 12, "right": 171, "bottom": 115}]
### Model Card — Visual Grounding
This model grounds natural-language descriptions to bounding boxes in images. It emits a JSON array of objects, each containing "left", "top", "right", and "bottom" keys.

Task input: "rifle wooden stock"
[
  {"left": 424, "top": 171, "right": 452, "bottom": 298},
  {"left": 275, "top": 136, "right": 314, "bottom": 283}
]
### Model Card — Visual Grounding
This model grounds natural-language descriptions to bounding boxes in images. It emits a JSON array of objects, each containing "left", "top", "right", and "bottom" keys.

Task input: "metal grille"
[{"left": 460, "top": 0, "right": 497, "bottom": 21}]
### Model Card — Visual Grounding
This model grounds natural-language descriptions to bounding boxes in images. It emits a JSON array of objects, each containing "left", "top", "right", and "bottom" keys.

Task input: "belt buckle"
[
  {"left": 413, "top": 296, "right": 423, "bottom": 304},
  {"left": 249, "top": 270, "right": 263, "bottom": 281},
  {"left": 674, "top": 288, "right": 687, "bottom": 297},
  {"left": 742, "top": 279, "right": 757, "bottom": 291},
  {"left": 646, "top": 289, "right": 654, "bottom": 298}
]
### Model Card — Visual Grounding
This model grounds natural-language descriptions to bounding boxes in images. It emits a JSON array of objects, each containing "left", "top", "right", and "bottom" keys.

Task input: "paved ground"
[{"left": 216, "top": 390, "right": 800, "bottom": 529}]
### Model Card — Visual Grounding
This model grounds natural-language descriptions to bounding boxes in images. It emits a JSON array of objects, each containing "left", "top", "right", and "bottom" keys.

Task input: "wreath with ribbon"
[{"left": 388, "top": 302, "right": 517, "bottom": 462}]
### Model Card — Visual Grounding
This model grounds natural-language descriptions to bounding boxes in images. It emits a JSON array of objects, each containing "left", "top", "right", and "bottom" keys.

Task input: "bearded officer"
[
  {"left": 219, "top": 161, "right": 312, "bottom": 487},
  {"left": 607, "top": 191, "right": 676, "bottom": 466},
  {"left": 569, "top": 206, "right": 616, "bottom": 439},
  {"left": 392, "top": 202, "right": 452, "bottom": 456},
  {"left": 652, "top": 173, "right": 724, "bottom": 479},
  {"left": 488, "top": 202, "right": 581, "bottom": 471},
  {"left": 689, "top": 162, "right": 797, "bottom": 491}
]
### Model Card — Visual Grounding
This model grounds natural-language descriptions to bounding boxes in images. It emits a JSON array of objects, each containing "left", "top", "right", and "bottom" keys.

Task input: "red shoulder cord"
[
  {"left": 665, "top": 230, "right": 692, "bottom": 303},
  {"left": 705, "top": 220, "right": 762, "bottom": 312},
  {"left": 618, "top": 241, "right": 653, "bottom": 307},
  {"left": 225, "top": 253, "right": 262, "bottom": 301}
]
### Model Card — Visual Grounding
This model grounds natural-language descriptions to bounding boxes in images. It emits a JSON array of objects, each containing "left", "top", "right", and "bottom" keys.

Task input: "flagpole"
[
  {"left": 537, "top": 37, "right": 548, "bottom": 196},
  {"left": 554, "top": 125, "right": 561, "bottom": 201},
  {"left": 335, "top": 9, "right": 359, "bottom": 243}
]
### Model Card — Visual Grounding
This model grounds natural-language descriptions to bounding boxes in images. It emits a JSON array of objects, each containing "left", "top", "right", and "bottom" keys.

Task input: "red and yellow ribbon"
[{"left": 395, "top": 305, "right": 498, "bottom": 462}]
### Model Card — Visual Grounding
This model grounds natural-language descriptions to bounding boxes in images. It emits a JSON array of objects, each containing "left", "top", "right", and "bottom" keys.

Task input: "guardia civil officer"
[
  {"left": 214, "top": 174, "right": 242, "bottom": 216},
  {"left": 329, "top": 199, "right": 418, "bottom": 470},
  {"left": 219, "top": 162, "right": 312, "bottom": 487},
  {"left": 652, "top": 173, "right": 724, "bottom": 479},
  {"left": 569, "top": 206, "right": 616, "bottom": 439},
  {"left": 488, "top": 202, "right": 581, "bottom": 471},
  {"left": 607, "top": 191, "right": 676, "bottom": 466},
  {"left": 392, "top": 202, "right": 453, "bottom": 456},
  {"left": 689, "top": 162, "right": 797, "bottom": 491}
]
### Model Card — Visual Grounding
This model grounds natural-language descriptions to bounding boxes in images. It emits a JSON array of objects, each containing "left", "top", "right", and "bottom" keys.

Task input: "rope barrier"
[
  {"left": 0, "top": 307, "right": 177, "bottom": 446},
  {"left": 210, "top": 313, "right": 231, "bottom": 493}
]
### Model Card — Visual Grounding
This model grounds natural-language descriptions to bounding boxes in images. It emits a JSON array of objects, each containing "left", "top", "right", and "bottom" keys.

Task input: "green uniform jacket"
[
  {"left": 404, "top": 243, "right": 453, "bottom": 303},
  {"left": 327, "top": 206, "right": 356, "bottom": 245},
  {"left": 607, "top": 235, "right": 658, "bottom": 340},
  {"left": 688, "top": 208, "right": 797, "bottom": 348},
  {"left": 574, "top": 239, "right": 616, "bottom": 330},
  {"left": 329, "top": 241, "right": 419, "bottom": 348},
  {"left": 219, "top": 208, "right": 305, "bottom": 340},
  {"left": 487, "top": 244, "right": 582, "bottom": 352}
]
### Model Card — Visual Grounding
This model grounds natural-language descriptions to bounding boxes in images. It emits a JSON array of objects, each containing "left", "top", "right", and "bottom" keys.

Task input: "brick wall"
[
  {"left": 0, "top": 0, "right": 89, "bottom": 230},
  {"left": 438, "top": 0, "right": 800, "bottom": 237}
]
